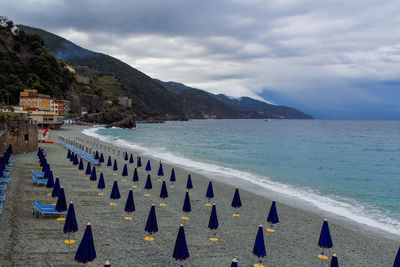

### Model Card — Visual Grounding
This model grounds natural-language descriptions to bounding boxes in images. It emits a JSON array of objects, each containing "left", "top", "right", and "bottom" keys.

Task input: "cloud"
[{"left": 3, "top": 0, "right": 400, "bottom": 118}]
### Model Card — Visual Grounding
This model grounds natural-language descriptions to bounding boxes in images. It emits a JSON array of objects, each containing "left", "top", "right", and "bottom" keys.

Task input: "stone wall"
[{"left": 0, "top": 124, "right": 38, "bottom": 154}]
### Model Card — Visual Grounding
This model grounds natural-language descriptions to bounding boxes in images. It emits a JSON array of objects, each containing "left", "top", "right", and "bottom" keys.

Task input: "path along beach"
[{"left": 0, "top": 125, "right": 398, "bottom": 266}]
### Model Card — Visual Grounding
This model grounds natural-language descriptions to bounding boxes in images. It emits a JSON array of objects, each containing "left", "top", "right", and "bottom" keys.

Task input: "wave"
[{"left": 82, "top": 127, "right": 400, "bottom": 236}]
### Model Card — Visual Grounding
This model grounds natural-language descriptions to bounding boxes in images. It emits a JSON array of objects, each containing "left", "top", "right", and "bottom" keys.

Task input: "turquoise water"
[{"left": 84, "top": 120, "right": 400, "bottom": 235}]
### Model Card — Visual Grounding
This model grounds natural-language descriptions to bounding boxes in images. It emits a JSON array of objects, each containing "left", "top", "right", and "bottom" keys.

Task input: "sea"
[{"left": 83, "top": 119, "right": 400, "bottom": 236}]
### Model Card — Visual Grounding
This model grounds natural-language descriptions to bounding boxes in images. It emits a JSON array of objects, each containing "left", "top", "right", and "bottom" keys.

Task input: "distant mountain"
[{"left": 158, "top": 80, "right": 312, "bottom": 119}]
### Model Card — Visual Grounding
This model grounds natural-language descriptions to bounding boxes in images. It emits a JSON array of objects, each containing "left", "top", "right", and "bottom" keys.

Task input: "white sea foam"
[{"left": 83, "top": 127, "right": 400, "bottom": 237}]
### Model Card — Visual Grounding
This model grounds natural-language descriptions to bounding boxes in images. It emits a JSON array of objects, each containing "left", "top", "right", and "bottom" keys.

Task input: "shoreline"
[
  {"left": 0, "top": 124, "right": 397, "bottom": 266},
  {"left": 82, "top": 125, "right": 400, "bottom": 241}
]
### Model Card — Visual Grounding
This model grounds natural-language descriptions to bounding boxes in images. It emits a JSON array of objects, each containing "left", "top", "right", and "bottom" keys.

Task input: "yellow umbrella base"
[
  {"left": 109, "top": 203, "right": 117, "bottom": 206},
  {"left": 84, "top": 178, "right": 89, "bottom": 181},
  {"left": 209, "top": 237, "right": 219, "bottom": 242},
  {"left": 205, "top": 203, "right": 212, "bottom": 207},
  {"left": 47, "top": 193, "right": 52, "bottom": 196},
  {"left": 266, "top": 228, "right": 275, "bottom": 233},
  {"left": 181, "top": 217, "right": 189, "bottom": 220},
  {"left": 56, "top": 217, "right": 66, "bottom": 221},
  {"left": 232, "top": 214, "right": 240, "bottom": 217},
  {"left": 121, "top": 179, "right": 127, "bottom": 182},
  {"left": 144, "top": 194, "right": 151, "bottom": 197},
  {"left": 90, "top": 185, "right": 96, "bottom": 188},
  {"left": 124, "top": 216, "right": 133, "bottom": 221},
  {"left": 254, "top": 264, "right": 265, "bottom": 267},
  {"left": 78, "top": 171, "right": 83, "bottom": 174},
  {"left": 169, "top": 185, "right": 175, "bottom": 188},
  {"left": 129, "top": 166, "right": 133, "bottom": 168},
  {"left": 97, "top": 193, "right": 104, "bottom": 196},
  {"left": 160, "top": 203, "right": 167, "bottom": 207},
  {"left": 317, "top": 254, "right": 329, "bottom": 260},
  {"left": 51, "top": 203, "right": 56, "bottom": 206},
  {"left": 157, "top": 179, "right": 162, "bottom": 182},
  {"left": 144, "top": 236, "right": 155, "bottom": 241},
  {"left": 64, "top": 239, "right": 76, "bottom": 244},
  {"left": 131, "top": 185, "right": 137, "bottom": 189},
  {"left": 113, "top": 173, "right": 117, "bottom": 176}
]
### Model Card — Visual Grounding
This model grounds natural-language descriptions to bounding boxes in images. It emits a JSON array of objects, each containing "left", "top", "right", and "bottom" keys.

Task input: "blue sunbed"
[
  {"left": 0, "top": 177, "right": 10, "bottom": 183},
  {"left": 32, "top": 200, "right": 67, "bottom": 218},
  {"left": 5, "top": 166, "right": 11, "bottom": 171},
  {"left": 32, "top": 175, "right": 47, "bottom": 186},
  {"left": 32, "top": 170, "right": 44, "bottom": 177},
  {"left": 0, "top": 184, "right": 6, "bottom": 192},
  {"left": 59, "top": 142, "right": 100, "bottom": 165},
  {"left": 0, "top": 194, "right": 5, "bottom": 201}
]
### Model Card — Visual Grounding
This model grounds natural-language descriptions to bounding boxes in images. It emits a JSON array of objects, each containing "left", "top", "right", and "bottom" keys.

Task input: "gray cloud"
[{"left": 3, "top": 0, "right": 400, "bottom": 118}]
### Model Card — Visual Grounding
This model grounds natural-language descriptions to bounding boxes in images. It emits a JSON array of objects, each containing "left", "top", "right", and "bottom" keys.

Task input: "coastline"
[{"left": 0, "top": 124, "right": 398, "bottom": 266}]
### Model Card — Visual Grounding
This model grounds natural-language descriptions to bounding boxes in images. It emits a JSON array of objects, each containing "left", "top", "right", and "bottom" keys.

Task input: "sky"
[{"left": 3, "top": 0, "right": 400, "bottom": 119}]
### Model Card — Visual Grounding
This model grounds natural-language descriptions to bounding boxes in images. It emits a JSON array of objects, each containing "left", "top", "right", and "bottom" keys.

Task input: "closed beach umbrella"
[
  {"left": 145, "top": 160, "right": 151, "bottom": 172},
  {"left": 95, "top": 151, "right": 99, "bottom": 160},
  {"left": 124, "top": 152, "right": 128, "bottom": 161},
  {"left": 231, "top": 188, "right": 242, "bottom": 217},
  {"left": 98, "top": 173, "right": 105, "bottom": 190},
  {"left": 110, "top": 180, "right": 121, "bottom": 200},
  {"left": 78, "top": 158, "right": 84, "bottom": 170},
  {"left": 124, "top": 189, "right": 135, "bottom": 216},
  {"left": 253, "top": 225, "right": 267, "bottom": 266},
  {"left": 75, "top": 223, "right": 96, "bottom": 264},
  {"left": 231, "top": 258, "right": 238, "bottom": 267},
  {"left": 67, "top": 150, "right": 71, "bottom": 159},
  {"left": 317, "top": 219, "right": 333, "bottom": 260},
  {"left": 56, "top": 187, "right": 67, "bottom": 212},
  {"left": 172, "top": 224, "right": 189, "bottom": 262},
  {"left": 208, "top": 204, "right": 219, "bottom": 241},
  {"left": 122, "top": 164, "right": 128, "bottom": 177},
  {"left": 113, "top": 159, "right": 118, "bottom": 171},
  {"left": 266, "top": 201, "right": 279, "bottom": 232},
  {"left": 137, "top": 156, "right": 142, "bottom": 167},
  {"left": 46, "top": 174, "right": 54, "bottom": 188},
  {"left": 107, "top": 156, "right": 112, "bottom": 167},
  {"left": 170, "top": 168, "right": 176, "bottom": 182},
  {"left": 394, "top": 247, "right": 400, "bottom": 267},
  {"left": 99, "top": 153, "right": 104, "bottom": 163},
  {"left": 52, "top": 177, "right": 61, "bottom": 198},
  {"left": 144, "top": 204, "right": 158, "bottom": 241},
  {"left": 129, "top": 154, "right": 134, "bottom": 164},
  {"left": 160, "top": 181, "right": 168, "bottom": 199},
  {"left": 157, "top": 162, "right": 164, "bottom": 176},
  {"left": 85, "top": 162, "right": 92, "bottom": 175},
  {"left": 132, "top": 168, "right": 139, "bottom": 182},
  {"left": 64, "top": 202, "right": 78, "bottom": 245},
  {"left": 186, "top": 174, "right": 193, "bottom": 190},
  {"left": 145, "top": 174, "right": 152, "bottom": 190},
  {"left": 330, "top": 254, "right": 339, "bottom": 267},
  {"left": 205, "top": 181, "right": 214, "bottom": 206},
  {"left": 73, "top": 154, "right": 79, "bottom": 165},
  {"left": 90, "top": 166, "right": 97, "bottom": 181},
  {"left": 70, "top": 152, "right": 74, "bottom": 162},
  {"left": 182, "top": 191, "right": 191, "bottom": 220}
]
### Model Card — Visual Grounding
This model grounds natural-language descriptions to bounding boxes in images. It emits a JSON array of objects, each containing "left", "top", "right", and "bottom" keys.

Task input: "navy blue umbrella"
[
  {"left": 132, "top": 168, "right": 139, "bottom": 182},
  {"left": 110, "top": 180, "right": 121, "bottom": 200},
  {"left": 46, "top": 173, "right": 54, "bottom": 188},
  {"left": 113, "top": 159, "right": 118, "bottom": 171},
  {"left": 52, "top": 177, "right": 61, "bottom": 198},
  {"left": 75, "top": 223, "right": 96, "bottom": 264},
  {"left": 231, "top": 188, "right": 242, "bottom": 217},
  {"left": 182, "top": 191, "right": 191, "bottom": 213},
  {"left": 145, "top": 160, "right": 151, "bottom": 172},
  {"left": 253, "top": 225, "right": 267, "bottom": 265},
  {"left": 160, "top": 181, "right": 168, "bottom": 199},
  {"left": 205, "top": 181, "right": 214, "bottom": 206},
  {"left": 186, "top": 174, "right": 193, "bottom": 190},
  {"left": 266, "top": 201, "right": 279, "bottom": 232},
  {"left": 318, "top": 219, "right": 333, "bottom": 260},
  {"left": 73, "top": 154, "right": 79, "bottom": 165},
  {"left": 124, "top": 152, "right": 128, "bottom": 161},
  {"left": 90, "top": 166, "right": 97, "bottom": 181},
  {"left": 95, "top": 150, "right": 99, "bottom": 160},
  {"left": 124, "top": 189, "right": 135, "bottom": 212},
  {"left": 170, "top": 168, "right": 176, "bottom": 186},
  {"left": 107, "top": 156, "right": 112, "bottom": 167},
  {"left": 145, "top": 174, "right": 152, "bottom": 190},
  {"left": 231, "top": 259, "right": 238, "bottom": 267},
  {"left": 99, "top": 153, "right": 104, "bottom": 163},
  {"left": 85, "top": 162, "right": 92, "bottom": 175},
  {"left": 64, "top": 202, "right": 78, "bottom": 245},
  {"left": 122, "top": 164, "right": 128, "bottom": 177},
  {"left": 137, "top": 156, "right": 142, "bottom": 167},
  {"left": 157, "top": 162, "right": 164, "bottom": 177},
  {"left": 56, "top": 187, "right": 67, "bottom": 212},
  {"left": 330, "top": 254, "right": 338, "bottom": 267},
  {"left": 172, "top": 224, "right": 189, "bottom": 262},
  {"left": 78, "top": 158, "right": 84, "bottom": 171},
  {"left": 208, "top": 204, "right": 219, "bottom": 241},
  {"left": 129, "top": 154, "right": 134, "bottom": 164},
  {"left": 394, "top": 247, "right": 400, "bottom": 267},
  {"left": 67, "top": 150, "right": 71, "bottom": 159},
  {"left": 70, "top": 152, "right": 74, "bottom": 162},
  {"left": 98, "top": 173, "right": 105, "bottom": 189},
  {"left": 144, "top": 204, "right": 158, "bottom": 241}
]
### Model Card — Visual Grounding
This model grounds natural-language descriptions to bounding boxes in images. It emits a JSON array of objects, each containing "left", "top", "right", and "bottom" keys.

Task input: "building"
[
  {"left": 56, "top": 100, "right": 70, "bottom": 116},
  {"left": 19, "top": 89, "right": 51, "bottom": 111}
]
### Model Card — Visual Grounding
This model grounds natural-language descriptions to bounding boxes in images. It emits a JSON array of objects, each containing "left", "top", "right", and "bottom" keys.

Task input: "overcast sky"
[{"left": 4, "top": 0, "right": 400, "bottom": 119}]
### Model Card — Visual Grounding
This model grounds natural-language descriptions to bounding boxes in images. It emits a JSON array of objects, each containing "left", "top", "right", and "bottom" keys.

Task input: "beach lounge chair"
[
  {"left": 59, "top": 142, "right": 100, "bottom": 166},
  {"left": 32, "top": 175, "right": 47, "bottom": 186},
  {"left": 0, "top": 204, "right": 2, "bottom": 214},
  {"left": 1, "top": 171, "right": 9, "bottom": 177},
  {"left": 0, "top": 177, "right": 10, "bottom": 183},
  {"left": 0, "top": 194, "right": 5, "bottom": 201},
  {"left": 5, "top": 166, "right": 12, "bottom": 171},
  {"left": 32, "top": 200, "right": 67, "bottom": 218},
  {"left": 32, "top": 170, "right": 44, "bottom": 177},
  {"left": 0, "top": 184, "right": 6, "bottom": 192}
]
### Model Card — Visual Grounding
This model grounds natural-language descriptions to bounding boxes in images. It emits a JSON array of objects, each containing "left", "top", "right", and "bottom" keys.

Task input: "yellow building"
[{"left": 19, "top": 89, "right": 51, "bottom": 111}]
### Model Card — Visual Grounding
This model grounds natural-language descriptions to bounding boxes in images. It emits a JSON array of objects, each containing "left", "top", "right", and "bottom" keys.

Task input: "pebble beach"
[{"left": 0, "top": 125, "right": 398, "bottom": 266}]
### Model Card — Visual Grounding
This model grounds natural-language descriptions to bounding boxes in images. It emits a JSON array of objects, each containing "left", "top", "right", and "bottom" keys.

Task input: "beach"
[{"left": 0, "top": 125, "right": 398, "bottom": 266}]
